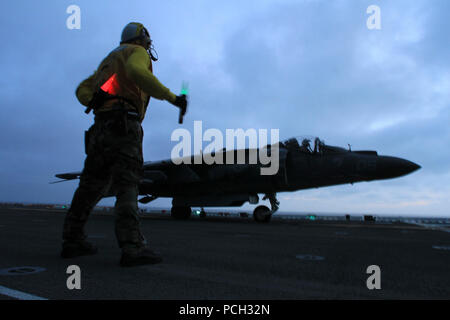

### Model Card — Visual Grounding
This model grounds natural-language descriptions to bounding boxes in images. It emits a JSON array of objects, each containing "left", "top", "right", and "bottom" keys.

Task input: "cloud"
[{"left": 0, "top": 0, "right": 448, "bottom": 215}]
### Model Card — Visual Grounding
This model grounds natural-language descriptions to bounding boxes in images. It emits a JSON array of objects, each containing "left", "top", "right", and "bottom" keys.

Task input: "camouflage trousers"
[{"left": 63, "top": 112, "right": 146, "bottom": 254}]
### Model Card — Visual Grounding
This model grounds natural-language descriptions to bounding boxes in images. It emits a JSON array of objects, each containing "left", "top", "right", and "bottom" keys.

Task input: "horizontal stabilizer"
[{"left": 55, "top": 172, "right": 82, "bottom": 180}]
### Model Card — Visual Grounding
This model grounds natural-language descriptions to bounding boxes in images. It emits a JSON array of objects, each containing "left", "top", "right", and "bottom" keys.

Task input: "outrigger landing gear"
[
  {"left": 199, "top": 207, "right": 206, "bottom": 218},
  {"left": 253, "top": 193, "right": 279, "bottom": 223}
]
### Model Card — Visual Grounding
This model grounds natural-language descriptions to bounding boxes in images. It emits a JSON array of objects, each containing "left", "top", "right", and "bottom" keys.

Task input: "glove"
[{"left": 172, "top": 94, "right": 188, "bottom": 115}]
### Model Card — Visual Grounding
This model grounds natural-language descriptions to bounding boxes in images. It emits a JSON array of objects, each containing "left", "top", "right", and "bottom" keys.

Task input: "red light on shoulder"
[{"left": 100, "top": 73, "right": 120, "bottom": 95}]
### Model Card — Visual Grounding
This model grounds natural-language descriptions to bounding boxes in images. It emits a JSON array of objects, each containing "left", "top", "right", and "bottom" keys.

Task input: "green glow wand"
[{"left": 179, "top": 81, "right": 188, "bottom": 124}]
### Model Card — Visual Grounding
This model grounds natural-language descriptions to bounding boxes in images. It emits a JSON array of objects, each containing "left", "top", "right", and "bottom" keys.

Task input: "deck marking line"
[{"left": 0, "top": 285, "right": 47, "bottom": 300}]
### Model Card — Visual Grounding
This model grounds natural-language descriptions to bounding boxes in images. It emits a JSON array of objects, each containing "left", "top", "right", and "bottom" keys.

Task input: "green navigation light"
[{"left": 180, "top": 81, "right": 189, "bottom": 95}]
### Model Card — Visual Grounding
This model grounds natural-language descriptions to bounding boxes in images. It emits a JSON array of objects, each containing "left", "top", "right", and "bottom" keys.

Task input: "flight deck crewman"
[{"left": 61, "top": 22, "right": 187, "bottom": 267}]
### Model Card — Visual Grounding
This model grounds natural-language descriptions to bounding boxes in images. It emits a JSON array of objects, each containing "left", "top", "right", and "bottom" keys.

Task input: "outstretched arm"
[{"left": 125, "top": 46, "right": 177, "bottom": 104}]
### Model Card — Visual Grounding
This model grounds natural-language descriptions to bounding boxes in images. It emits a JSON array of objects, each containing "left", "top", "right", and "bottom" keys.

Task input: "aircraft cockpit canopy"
[{"left": 281, "top": 136, "right": 348, "bottom": 154}]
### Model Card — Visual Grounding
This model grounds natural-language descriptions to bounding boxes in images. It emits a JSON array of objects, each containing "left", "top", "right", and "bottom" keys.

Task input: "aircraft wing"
[{"left": 54, "top": 158, "right": 201, "bottom": 186}]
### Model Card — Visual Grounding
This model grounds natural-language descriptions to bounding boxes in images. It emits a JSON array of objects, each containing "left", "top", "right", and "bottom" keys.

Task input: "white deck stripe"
[
  {"left": 413, "top": 223, "right": 450, "bottom": 234},
  {"left": 0, "top": 285, "right": 47, "bottom": 300}
]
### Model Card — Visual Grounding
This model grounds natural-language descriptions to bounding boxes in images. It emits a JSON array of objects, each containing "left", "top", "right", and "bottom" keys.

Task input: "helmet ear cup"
[{"left": 142, "top": 27, "right": 150, "bottom": 38}]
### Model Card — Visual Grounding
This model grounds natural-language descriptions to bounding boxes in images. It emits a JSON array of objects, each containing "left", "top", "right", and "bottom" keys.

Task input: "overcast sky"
[{"left": 0, "top": 0, "right": 449, "bottom": 217}]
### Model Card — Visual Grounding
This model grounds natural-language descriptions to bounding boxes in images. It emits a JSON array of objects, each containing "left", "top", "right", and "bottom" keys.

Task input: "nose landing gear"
[{"left": 253, "top": 193, "right": 279, "bottom": 223}]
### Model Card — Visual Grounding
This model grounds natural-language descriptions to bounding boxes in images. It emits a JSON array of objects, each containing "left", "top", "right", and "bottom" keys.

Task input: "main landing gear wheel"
[
  {"left": 253, "top": 205, "right": 272, "bottom": 223},
  {"left": 171, "top": 206, "right": 192, "bottom": 220},
  {"left": 253, "top": 193, "right": 279, "bottom": 223}
]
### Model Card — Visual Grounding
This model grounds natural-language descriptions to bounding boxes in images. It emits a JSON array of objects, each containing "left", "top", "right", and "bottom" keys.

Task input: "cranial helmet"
[
  {"left": 120, "top": 22, "right": 158, "bottom": 61},
  {"left": 120, "top": 22, "right": 150, "bottom": 44}
]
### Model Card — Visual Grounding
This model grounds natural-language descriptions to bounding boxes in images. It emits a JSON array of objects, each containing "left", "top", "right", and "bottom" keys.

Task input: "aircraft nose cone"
[
  {"left": 410, "top": 161, "right": 421, "bottom": 172},
  {"left": 376, "top": 156, "right": 421, "bottom": 179}
]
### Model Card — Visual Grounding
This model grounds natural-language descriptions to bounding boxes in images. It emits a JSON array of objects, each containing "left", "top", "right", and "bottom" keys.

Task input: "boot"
[
  {"left": 120, "top": 248, "right": 162, "bottom": 267},
  {"left": 61, "top": 240, "right": 98, "bottom": 258}
]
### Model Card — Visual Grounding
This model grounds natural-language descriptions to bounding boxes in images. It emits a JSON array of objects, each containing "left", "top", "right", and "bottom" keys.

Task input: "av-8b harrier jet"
[{"left": 56, "top": 136, "right": 420, "bottom": 223}]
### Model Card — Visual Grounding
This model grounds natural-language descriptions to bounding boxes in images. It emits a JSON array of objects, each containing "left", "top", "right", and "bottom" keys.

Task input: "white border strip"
[{"left": 0, "top": 285, "right": 47, "bottom": 300}]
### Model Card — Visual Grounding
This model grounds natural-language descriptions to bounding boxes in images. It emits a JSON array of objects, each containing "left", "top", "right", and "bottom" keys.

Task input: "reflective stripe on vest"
[{"left": 100, "top": 73, "right": 120, "bottom": 95}]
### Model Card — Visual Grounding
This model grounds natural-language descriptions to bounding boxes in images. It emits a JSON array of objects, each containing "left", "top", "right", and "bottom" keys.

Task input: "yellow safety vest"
[{"left": 76, "top": 43, "right": 176, "bottom": 121}]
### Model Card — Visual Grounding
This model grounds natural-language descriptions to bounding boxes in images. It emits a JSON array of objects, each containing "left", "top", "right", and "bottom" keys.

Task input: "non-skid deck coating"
[{"left": 0, "top": 207, "right": 449, "bottom": 299}]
